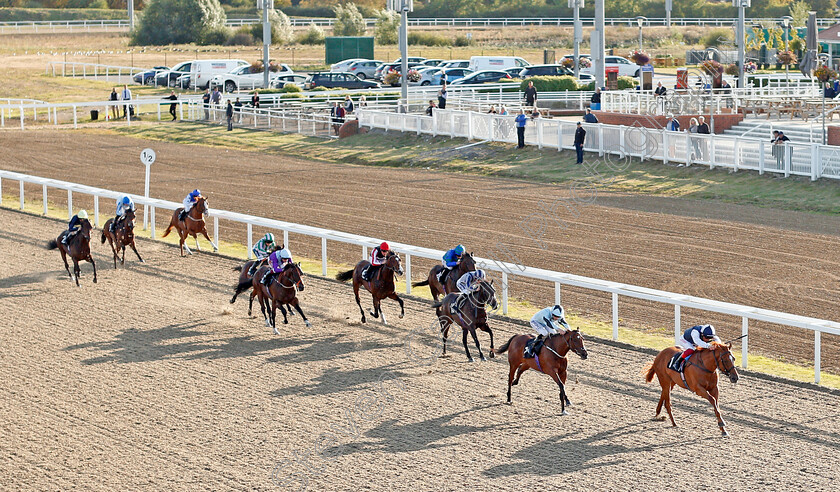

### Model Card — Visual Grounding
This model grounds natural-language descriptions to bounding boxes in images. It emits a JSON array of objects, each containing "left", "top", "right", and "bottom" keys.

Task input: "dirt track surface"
[
  {"left": 3, "top": 208, "right": 840, "bottom": 490},
  {"left": 1, "top": 130, "right": 840, "bottom": 372}
]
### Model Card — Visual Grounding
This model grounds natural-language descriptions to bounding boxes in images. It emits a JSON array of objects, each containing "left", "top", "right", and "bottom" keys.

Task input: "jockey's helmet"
[
  {"left": 550, "top": 304, "right": 565, "bottom": 319},
  {"left": 77, "top": 210, "right": 89, "bottom": 220},
  {"left": 380, "top": 242, "right": 390, "bottom": 251},
  {"left": 475, "top": 269, "right": 486, "bottom": 280},
  {"left": 701, "top": 324, "right": 716, "bottom": 338},
  {"left": 454, "top": 244, "right": 465, "bottom": 255},
  {"left": 279, "top": 248, "right": 292, "bottom": 260},
  {"left": 191, "top": 189, "right": 201, "bottom": 198},
  {"left": 121, "top": 196, "right": 132, "bottom": 205},
  {"left": 264, "top": 233, "right": 275, "bottom": 243}
]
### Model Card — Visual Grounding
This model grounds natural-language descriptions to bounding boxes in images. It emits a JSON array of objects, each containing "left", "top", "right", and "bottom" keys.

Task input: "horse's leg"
[
  {"left": 559, "top": 366, "right": 572, "bottom": 407},
  {"left": 259, "top": 291, "right": 270, "bottom": 327},
  {"left": 177, "top": 227, "right": 190, "bottom": 256},
  {"left": 506, "top": 363, "right": 517, "bottom": 404},
  {"left": 369, "top": 296, "right": 380, "bottom": 319},
  {"left": 379, "top": 298, "right": 388, "bottom": 325},
  {"left": 353, "top": 280, "right": 366, "bottom": 324},
  {"left": 200, "top": 227, "right": 218, "bottom": 252},
  {"left": 511, "top": 364, "right": 527, "bottom": 385},
  {"left": 387, "top": 292, "right": 405, "bottom": 319},
  {"left": 468, "top": 327, "right": 485, "bottom": 361},
  {"left": 130, "top": 241, "right": 144, "bottom": 263},
  {"left": 193, "top": 232, "right": 201, "bottom": 251},
  {"left": 107, "top": 236, "right": 118, "bottom": 269},
  {"left": 664, "top": 383, "right": 677, "bottom": 427},
  {"left": 88, "top": 255, "right": 97, "bottom": 284},
  {"left": 248, "top": 290, "right": 255, "bottom": 317},
  {"left": 290, "top": 298, "right": 311, "bottom": 328},
  {"left": 279, "top": 303, "right": 289, "bottom": 325},
  {"left": 654, "top": 372, "right": 669, "bottom": 421},
  {"left": 698, "top": 386, "right": 728, "bottom": 436},
  {"left": 479, "top": 324, "right": 495, "bottom": 358},
  {"left": 271, "top": 299, "right": 280, "bottom": 334},
  {"left": 72, "top": 258, "right": 81, "bottom": 287},
  {"left": 438, "top": 315, "right": 450, "bottom": 356},
  {"left": 462, "top": 328, "right": 473, "bottom": 362},
  {"left": 59, "top": 247, "right": 72, "bottom": 281},
  {"left": 120, "top": 244, "right": 126, "bottom": 265},
  {"left": 549, "top": 370, "right": 568, "bottom": 416}
]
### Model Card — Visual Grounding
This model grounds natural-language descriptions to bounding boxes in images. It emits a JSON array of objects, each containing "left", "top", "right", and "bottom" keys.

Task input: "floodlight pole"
[
  {"left": 593, "top": 0, "right": 605, "bottom": 88},
  {"left": 261, "top": 0, "right": 272, "bottom": 89},
  {"left": 665, "top": 0, "right": 672, "bottom": 28},
  {"left": 570, "top": 0, "right": 583, "bottom": 79},
  {"left": 400, "top": 8, "right": 408, "bottom": 111},
  {"left": 128, "top": 0, "right": 134, "bottom": 31},
  {"left": 735, "top": 0, "right": 749, "bottom": 89}
]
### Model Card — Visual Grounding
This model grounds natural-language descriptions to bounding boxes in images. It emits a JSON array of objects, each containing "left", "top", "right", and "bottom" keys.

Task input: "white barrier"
[{"left": 1, "top": 168, "right": 838, "bottom": 383}]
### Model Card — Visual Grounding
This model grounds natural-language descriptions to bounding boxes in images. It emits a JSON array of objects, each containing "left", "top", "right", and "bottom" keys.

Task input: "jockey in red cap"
[{"left": 363, "top": 242, "right": 390, "bottom": 282}]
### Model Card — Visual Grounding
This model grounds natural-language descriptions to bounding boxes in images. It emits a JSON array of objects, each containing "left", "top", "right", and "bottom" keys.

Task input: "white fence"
[
  {"left": 1, "top": 169, "right": 837, "bottom": 383},
  {"left": 357, "top": 108, "right": 840, "bottom": 181}
]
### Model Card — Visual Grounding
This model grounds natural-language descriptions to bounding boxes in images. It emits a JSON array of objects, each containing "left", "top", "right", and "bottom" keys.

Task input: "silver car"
[{"left": 346, "top": 60, "right": 383, "bottom": 80}]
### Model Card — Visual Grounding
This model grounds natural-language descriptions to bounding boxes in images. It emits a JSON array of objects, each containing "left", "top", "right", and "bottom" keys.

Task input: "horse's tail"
[
  {"left": 161, "top": 217, "right": 175, "bottom": 238},
  {"left": 495, "top": 335, "right": 516, "bottom": 355},
  {"left": 46, "top": 239, "right": 59, "bottom": 250},
  {"left": 232, "top": 278, "right": 253, "bottom": 299},
  {"left": 412, "top": 279, "right": 430, "bottom": 287},
  {"left": 335, "top": 269, "right": 354, "bottom": 282},
  {"left": 643, "top": 362, "right": 656, "bottom": 383},
  {"left": 233, "top": 265, "right": 242, "bottom": 272},
  {"left": 431, "top": 300, "right": 443, "bottom": 308},
  {"left": 100, "top": 230, "right": 107, "bottom": 244}
]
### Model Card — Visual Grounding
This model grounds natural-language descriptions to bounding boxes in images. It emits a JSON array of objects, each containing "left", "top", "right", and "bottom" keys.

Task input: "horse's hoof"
[
  {"left": 230, "top": 298, "right": 236, "bottom": 304},
  {"left": 566, "top": 401, "right": 573, "bottom": 407},
  {"left": 560, "top": 410, "right": 569, "bottom": 416},
  {"left": 304, "top": 321, "right": 311, "bottom": 327},
  {"left": 467, "top": 357, "right": 474, "bottom": 363},
  {"left": 283, "top": 320, "right": 289, "bottom": 325},
  {"left": 654, "top": 416, "right": 666, "bottom": 422},
  {"left": 273, "top": 327, "right": 281, "bottom": 335},
  {"left": 264, "top": 320, "right": 271, "bottom": 327},
  {"left": 93, "top": 278, "right": 97, "bottom": 283},
  {"left": 721, "top": 430, "right": 730, "bottom": 438},
  {"left": 361, "top": 318, "right": 366, "bottom": 324},
  {"left": 480, "top": 356, "right": 487, "bottom": 362},
  {"left": 398, "top": 314, "right": 404, "bottom": 319},
  {"left": 140, "top": 260, "right": 145, "bottom": 263}
]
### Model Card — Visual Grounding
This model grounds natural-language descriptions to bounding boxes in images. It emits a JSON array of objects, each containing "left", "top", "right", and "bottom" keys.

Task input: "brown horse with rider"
[
  {"left": 433, "top": 279, "right": 498, "bottom": 362},
  {"left": 413, "top": 251, "right": 477, "bottom": 301},
  {"left": 101, "top": 208, "right": 144, "bottom": 268},
  {"left": 162, "top": 195, "right": 218, "bottom": 256},
  {"left": 47, "top": 212, "right": 97, "bottom": 287},
  {"left": 336, "top": 248, "right": 405, "bottom": 325},
  {"left": 247, "top": 262, "right": 309, "bottom": 334}
]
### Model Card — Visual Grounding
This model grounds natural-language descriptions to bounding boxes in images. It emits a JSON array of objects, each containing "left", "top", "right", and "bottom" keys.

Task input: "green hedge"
[{"left": 0, "top": 8, "right": 127, "bottom": 22}]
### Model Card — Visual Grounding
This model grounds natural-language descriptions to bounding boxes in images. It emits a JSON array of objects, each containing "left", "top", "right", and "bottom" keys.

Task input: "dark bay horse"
[
  {"left": 433, "top": 280, "right": 498, "bottom": 362},
  {"left": 161, "top": 196, "right": 218, "bottom": 256},
  {"left": 101, "top": 208, "right": 144, "bottom": 268},
  {"left": 336, "top": 252, "right": 404, "bottom": 325},
  {"left": 412, "top": 252, "right": 476, "bottom": 301},
  {"left": 496, "top": 330, "right": 588, "bottom": 415},
  {"left": 229, "top": 246, "right": 282, "bottom": 314},
  {"left": 644, "top": 342, "right": 739, "bottom": 436},
  {"left": 249, "top": 263, "right": 309, "bottom": 334},
  {"left": 47, "top": 219, "right": 97, "bottom": 287}
]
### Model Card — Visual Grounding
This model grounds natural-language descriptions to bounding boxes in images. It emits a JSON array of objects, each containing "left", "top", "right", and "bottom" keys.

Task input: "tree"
[
  {"left": 789, "top": 0, "right": 810, "bottom": 27},
  {"left": 333, "top": 3, "right": 366, "bottom": 36},
  {"left": 131, "top": 0, "right": 226, "bottom": 45},
  {"left": 252, "top": 9, "right": 294, "bottom": 45},
  {"left": 374, "top": 9, "right": 400, "bottom": 45}
]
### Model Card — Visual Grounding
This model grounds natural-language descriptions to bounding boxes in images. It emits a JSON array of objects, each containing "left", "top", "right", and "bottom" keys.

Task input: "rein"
[{"left": 686, "top": 349, "right": 733, "bottom": 376}]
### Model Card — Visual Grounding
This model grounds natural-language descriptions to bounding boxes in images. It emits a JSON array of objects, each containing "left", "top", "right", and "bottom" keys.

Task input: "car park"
[
  {"left": 519, "top": 64, "right": 573, "bottom": 77},
  {"left": 346, "top": 60, "right": 383, "bottom": 79},
  {"left": 433, "top": 68, "right": 473, "bottom": 85},
  {"left": 189, "top": 59, "right": 249, "bottom": 89},
  {"left": 132, "top": 66, "right": 168, "bottom": 85},
  {"left": 209, "top": 63, "right": 292, "bottom": 92},
  {"left": 269, "top": 73, "right": 308, "bottom": 89},
  {"left": 304, "top": 72, "right": 380, "bottom": 90},
  {"left": 393, "top": 57, "right": 427, "bottom": 64},
  {"left": 504, "top": 67, "right": 525, "bottom": 78},
  {"left": 410, "top": 67, "right": 443, "bottom": 86},
  {"left": 450, "top": 70, "right": 512, "bottom": 85}
]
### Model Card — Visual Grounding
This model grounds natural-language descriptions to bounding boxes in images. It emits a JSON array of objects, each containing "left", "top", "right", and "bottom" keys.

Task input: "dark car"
[
  {"left": 450, "top": 70, "right": 512, "bottom": 85},
  {"left": 155, "top": 61, "right": 192, "bottom": 87},
  {"left": 132, "top": 66, "right": 168, "bottom": 85},
  {"left": 304, "top": 72, "right": 380, "bottom": 90},
  {"left": 519, "top": 64, "right": 573, "bottom": 77}
]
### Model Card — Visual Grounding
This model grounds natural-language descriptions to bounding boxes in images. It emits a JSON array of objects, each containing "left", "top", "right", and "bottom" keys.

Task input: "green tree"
[
  {"left": 252, "top": 9, "right": 293, "bottom": 45},
  {"left": 788, "top": 0, "right": 809, "bottom": 27},
  {"left": 131, "top": 0, "right": 226, "bottom": 45},
  {"left": 333, "top": 3, "right": 366, "bottom": 36},
  {"left": 374, "top": 9, "right": 399, "bottom": 45}
]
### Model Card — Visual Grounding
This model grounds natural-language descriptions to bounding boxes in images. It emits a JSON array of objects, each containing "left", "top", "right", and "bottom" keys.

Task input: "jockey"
[
  {"left": 179, "top": 189, "right": 202, "bottom": 221},
  {"left": 452, "top": 269, "right": 485, "bottom": 313},
  {"left": 248, "top": 233, "right": 276, "bottom": 276},
  {"left": 438, "top": 244, "right": 465, "bottom": 283},
  {"left": 111, "top": 196, "right": 135, "bottom": 232},
  {"left": 362, "top": 242, "right": 390, "bottom": 282},
  {"left": 261, "top": 247, "right": 293, "bottom": 286},
  {"left": 524, "top": 305, "right": 570, "bottom": 357},
  {"left": 675, "top": 324, "right": 721, "bottom": 371},
  {"left": 62, "top": 209, "right": 89, "bottom": 245}
]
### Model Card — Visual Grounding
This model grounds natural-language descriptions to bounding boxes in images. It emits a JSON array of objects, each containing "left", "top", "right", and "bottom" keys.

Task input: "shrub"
[
  {"left": 281, "top": 83, "right": 302, "bottom": 93},
  {"left": 724, "top": 63, "right": 739, "bottom": 76},
  {"left": 616, "top": 76, "right": 637, "bottom": 90},
  {"left": 700, "top": 28, "right": 733, "bottom": 48},
  {"left": 333, "top": 3, "right": 366, "bottom": 36},
  {"left": 521, "top": 76, "right": 579, "bottom": 92},
  {"left": 383, "top": 71, "right": 401, "bottom": 86},
  {"left": 296, "top": 23, "right": 325, "bottom": 45},
  {"left": 228, "top": 27, "right": 255, "bottom": 46},
  {"left": 407, "top": 32, "right": 449, "bottom": 47},
  {"left": 251, "top": 9, "right": 293, "bottom": 45},
  {"left": 200, "top": 26, "right": 231, "bottom": 46},
  {"left": 453, "top": 35, "right": 472, "bottom": 47},
  {"left": 131, "top": 0, "right": 226, "bottom": 46},
  {"left": 374, "top": 9, "right": 399, "bottom": 45}
]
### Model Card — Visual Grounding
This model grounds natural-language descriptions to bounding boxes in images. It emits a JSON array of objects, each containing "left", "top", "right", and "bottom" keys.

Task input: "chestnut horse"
[
  {"left": 248, "top": 263, "right": 309, "bottom": 334},
  {"left": 644, "top": 342, "right": 739, "bottom": 436},
  {"left": 100, "top": 208, "right": 144, "bottom": 268},
  {"left": 335, "top": 251, "right": 404, "bottom": 325},
  {"left": 495, "top": 330, "right": 588, "bottom": 415},
  {"left": 433, "top": 280, "right": 498, "bottom": 362},
  {"left": 412, "top": 252, "right": 476, "bottom": 301},
  {"left": 47, "top": 218, "right": 97, "bottom": 287},
  {"left": 161, "top": 196, "right": 218, "bottom": 256}
]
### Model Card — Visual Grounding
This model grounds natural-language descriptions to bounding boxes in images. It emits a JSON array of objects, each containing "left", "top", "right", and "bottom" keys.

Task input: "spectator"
[
  {"left": 697, "top": 116, "right": 710, "bottom": 160},
  {"left": 499, "top": 105, "right": 508, "bottom": 116},
  {"left": 109, "top": 87, "right": 119, "bottom": 120},
  {"left": 234, "top": 97, "right": 243, "bottom": 123},
  {"left": 515, "top": 109, "right": 528, "bottom": 149},
  {"left": 524, "top": 81, "right": 538, "bottom": 108},
  {"left": 654, "top": 81, "right": 666, "bottom": 97},
  {"left": 426, "top": 100, "right": 436, "bottom": 116},
  {"left": 251, "top": 90, "right": 260, "bottom": 109},
  {"left": 121, "top": 84, "right": 132, "bottom": 118},
  {"left": 344, "top": 95, "right": 354, "bottom": 114},
  {"left": 771, "top": 130, "right": 782, "bottom": 168},
  {"left": 583, "top": 108, "right": 598, "bottom": 123},
  {"left": 530, "top": 107, "right": 540, "bottom": 120},
  {"left": 438, "top": 83, "right": 447, "bottom": 109},
  {"left": 776, "top": 130, "right": 791, "bottom": 169},
  {"left": 666, "top": 113, "right": 680, "bottom": 131},
  {"left": 225, "top": 100, "right": 233, "bottom": 131},
  {"left": 358, "top": 95, "right": 367, "bottom": 108},
  {"left": 590, "top": 87, "right": 601, "bottom": 110},
  {"left": 201, "top": 88, "right": 211, "bottom": 120},
  {"left": 211, "top": 87, "right": 222, "bottom": 108},
  {"left": 331, "top": 102, "right": 346, "bottom": 135},
  {"left": 825, "top": 82, "right": 836, "bottom": 99},
  {"left": 574, "top": 121, "right": 586, "bottom": 164},
  {"left": 166, "top": 90, "right": 178, "bottom": 121},
  {"left": 688, "top": 117, "right": 700, "bottom": 163},
  {"left": 488, "top": 105, "right": 497, "bottom": 114}
]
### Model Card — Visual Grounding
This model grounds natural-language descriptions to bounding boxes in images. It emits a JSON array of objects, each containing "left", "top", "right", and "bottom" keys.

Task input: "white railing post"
[
  {"left": 19, "top": 180, "right": 24, "bottom": 210},
  {"left": 815, "top": 330, "right": 821, "bottom": 384},
  {"left": 72, "top": 105, "right": 77, "bottom": 129},
  {"left": 784, "top": 142, "right": 790, "bottom": 177},
  {"left": 321, "top": 236, "right": 327, "bottom": 275},
  {"left": 537, "top": 119, "right": 543, "bottom": 149},
  {"left": 93, "top": 195, "right": 99, "bottom": 226},
  {"left": 741, "top": 317, "right": 748, "bottom": 369},
  {"left": 758, "top": 140, "right": 765, "bottom": 175},
  {"left": 612, "top": 292, "right": 619, "bottom": 340},
  {"left": 247, "top": 223, "right": 253, "bottom": 259},
  {"left": 674, "top": 304, "right": 681, "bottom": 344},
  {"left": 811, "top": 143, "right": 819, "bottom": 181},
  {"left": 663, "top": 131, "right": 669, "bottom": 164},
  {"left": 733, "top": 137, "right": 740, "bottom": 172},
  {"left": 405, "top": 254, "right": 411, "bottom": 294},
  {"left": 501, "top": 272, "right": 508, "bottom": 315},
  {"left": 150, "top": 206, "right": 156, "bottom": 239},
  {"left": 709, "top": 137, "right": 715, "bottom": 170},
  {"left": 283, "top": 230, "right": 289, "bottom": 248},
  {"left": 19, "top": 105, "right": 24, "bottom": 130},
  {"left": 554, "top": 282, "right": 561, "bottom": 305},
  {"left": 213, "top": 216, "right": 219, "bottom": 248},
  {"left": 598, "top": 123, "right": 604, "bottom": 156},
  {"left": 67, "top": 189, "right": 72, "bottom": 218},
  {"left": 42, "top": 184, "right": 48, "bottom": 215},
  {"left": 362, "top": 245, "right": 368, "bottom": 260}
]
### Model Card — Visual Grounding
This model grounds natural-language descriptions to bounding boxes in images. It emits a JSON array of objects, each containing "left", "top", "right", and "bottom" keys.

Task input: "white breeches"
[
  {"left": 531, "top": 320, "right": 555, "bottom": 337},
  {"left": 678, "top": 338, "right": 695, "bottom": 351}
]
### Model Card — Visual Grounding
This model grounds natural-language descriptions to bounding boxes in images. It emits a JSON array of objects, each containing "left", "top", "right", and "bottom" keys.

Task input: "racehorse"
[
  {"left": 433, "top": 280, "right": 498, "bottom": 362},
  {"left": 644, "top": 342, "right": 739, "bottom": 436},
  {"left": 335, "top": 251, "right": 404, "bottom": 325},
  {"left": 161, "top": 196, "right": 218, "bottom": 256},
  {"left": 412, "top": 252, "right": 476, "bottom": 301},
  {"left": 100, "top": 208, "right": 144, "bottom": 268},
  {"left": 229, "top": 246, "right": 282, "bottom": 314},
  {"left": 248, "top": 263, "right": 309, "bottom": 334},
  {"left": 495, "top": 330, "right": 588, "bottom": 415},
  {"left": 47, "top": 218, "right": 97, "bottom": 287}
]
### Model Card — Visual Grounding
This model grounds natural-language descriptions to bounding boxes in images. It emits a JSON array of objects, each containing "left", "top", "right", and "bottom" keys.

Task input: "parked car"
[
  {"left": 393, "top": 57, "right": 427, "bottom": 64},
  {"left": 269, "top": 73, "right": 308, "bottom": 89},
  {"left": 346, "top": 59, "right": 383, "bottom": 79},
  {"left": 431, "top": 68, "right": 473, "bottom": 85},
  {"left": 374, "top": 62, "right": 423, "bottom": 81},
  {"left": 409, "top": 67, "right": 443, "bottom": 86},
  {"left": 504, "top": 67, "right": 525, "bottom": 78},
  {"left": 174, "top": 74, "right": 191, "bottom": 89},
  {"left": 450, "top": 70, "right": 512, "bottom": 85},
  {"left": 469, "top": 56, "right": 530, "bottom": 72},
  {"left": 438, "top": 59, "right": 470, "bottom": 69},
  {"left": 210, "top": 63, "right": 293, "bottom": 92},
  {"left": 304, "top": 72, "right": 380, "bottom": 90},
  {"left": 132, "top": 66, "right": 168, "bottom": 85},
  {"left": 581, "top": 56, "right": 640, "bottom": 77},
  {"left": 155, "top": 61, "right": 192, "bottom": 87},
  {"left": 190, "top": 59, "right": 249, "bottom": 89},
  {"left": 330, "top": 58, "right": 366, "bottom": 72},
  {"left": 519, "top": 64, "right": 573, "bottom": 77},
  {"left": 420, "top": 59, "right": 445, "bottom": 67}
]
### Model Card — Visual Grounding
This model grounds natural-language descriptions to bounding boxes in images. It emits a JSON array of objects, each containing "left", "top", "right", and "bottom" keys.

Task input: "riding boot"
[
  {"left": 261, "top": 272, "right": 273, "bottom": 286},
  {"left": 248, "top": 260, "right": 260, "bottom": 277}
]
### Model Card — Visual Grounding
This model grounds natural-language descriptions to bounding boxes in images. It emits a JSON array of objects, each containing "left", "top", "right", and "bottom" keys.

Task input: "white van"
[
  {"left": 469, "top": 56, "right": 529, "bottom": 72},
  {"left": 190, "top": 59, "right": 248, "bottom": 89}
]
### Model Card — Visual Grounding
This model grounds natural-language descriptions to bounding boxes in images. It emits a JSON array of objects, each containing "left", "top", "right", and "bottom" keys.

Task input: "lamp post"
[
  {"left": 635, "top": 16, "right": 647, "bottom": 51},
  {"left": 258, "top": 0, "right": 273, "bottom": 89},
  {"left": 570, "top": 0, "right": 584, "bottom": 79},
  {"left": 388, "top": 0, "right": 413, "bottom": 112},
  {"left": 593, "top": 0, "right": 605, "bottom": 88},
  {"left": 734, "top": 0, "right": 750, "bottom": 89},
  {"left": 780, "top": 15, "right": 793, "bottom": 85}
]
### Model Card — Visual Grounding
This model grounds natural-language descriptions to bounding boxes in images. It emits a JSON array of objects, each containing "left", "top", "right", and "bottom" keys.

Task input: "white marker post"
[{"left": 140, "top": 148, "right": 156, "bottom": 230}]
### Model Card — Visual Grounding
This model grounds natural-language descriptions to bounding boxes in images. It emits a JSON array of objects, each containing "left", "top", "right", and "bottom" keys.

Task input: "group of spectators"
[{"left": 108, "top": 84, "right": 180, "bottom": 121}]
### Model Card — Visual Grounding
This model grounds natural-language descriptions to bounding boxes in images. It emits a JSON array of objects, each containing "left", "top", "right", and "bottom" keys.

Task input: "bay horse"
[
  {"left": 100, "top": 208, "right": 144, "bottom": 268},
  {"left": 229, "top": 245, "right": 282, "bottom": 315},
  {"left": 47, "top": 218, "right": 97, "bottom": 287},
  {"left": 161, "top": 196, "right": 218, "bottom": 256},
  {"left": 335, "top": 252, "right": 404, "bottom": 325},
  {"left": 247, "top": 263, "right": 309, "bottom": 334},
  {"left": 495, "top": 330, "right": 588, "bottom": 415},
  {"left": 644, "top": 342, "right": 739, "bottom": 436},
  {"left": 412, "top": 252, "right": 476, "bottom": 301},
  {"left": 433, "top": 280, "right": 498, "bottom": 362}
]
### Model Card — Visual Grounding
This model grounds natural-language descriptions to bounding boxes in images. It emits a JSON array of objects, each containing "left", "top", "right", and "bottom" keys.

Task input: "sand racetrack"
[
  {"left": 1, "top": 130, "right": 839, "bottom": 372},
  {"left": 2, "top": 208, "right": 840, "bottom": 490}
]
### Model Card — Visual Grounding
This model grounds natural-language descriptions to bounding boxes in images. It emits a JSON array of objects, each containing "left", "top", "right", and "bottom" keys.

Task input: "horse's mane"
[{"left": 706, "top": 341, "right": 728, "bottom": 351}]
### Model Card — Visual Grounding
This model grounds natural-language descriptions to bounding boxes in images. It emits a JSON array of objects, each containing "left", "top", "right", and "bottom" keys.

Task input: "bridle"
[
  {"left": 687, "top": 347, "right": 735, "bottom": 377},
  {"left": 186, "top": 200, "right": 208, "bottom": 222},
  {"left": 275, "top": 264, "right": 304, "bottom": 290}
]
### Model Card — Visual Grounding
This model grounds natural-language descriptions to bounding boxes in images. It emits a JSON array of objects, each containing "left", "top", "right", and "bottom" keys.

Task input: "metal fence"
[{"left": 1, "top": 169, "right": 837, "bottom": 383}]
